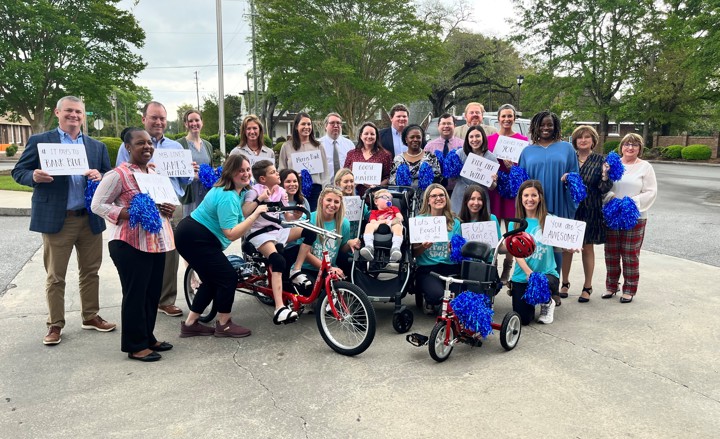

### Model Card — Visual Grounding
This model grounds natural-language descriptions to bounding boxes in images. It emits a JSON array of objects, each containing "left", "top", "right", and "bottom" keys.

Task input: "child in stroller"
[{"left": 359, "top": 189, "right": 404, "bottom": 263}]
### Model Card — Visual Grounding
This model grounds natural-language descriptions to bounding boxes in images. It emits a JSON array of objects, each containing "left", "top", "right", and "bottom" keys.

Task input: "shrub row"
[{"left": 602, "top": 140, "right": 712, "bottom": 161}]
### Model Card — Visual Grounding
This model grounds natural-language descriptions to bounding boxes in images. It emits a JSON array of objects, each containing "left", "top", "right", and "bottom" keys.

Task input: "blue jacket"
[{"left": 12, "top": 129, "right": 111, "bottom": 234}]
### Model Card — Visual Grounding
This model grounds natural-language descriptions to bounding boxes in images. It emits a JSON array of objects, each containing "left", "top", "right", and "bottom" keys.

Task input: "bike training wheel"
[
  {"left": 392, "top": 309, "right": 414, "bottom": 334},
  {"left": 183, "top": 266, "right": 217, "bottom": 323},
  {"left": 500, "top": 312, "right": 521, "bottom": 351},
  {"left": 315, "top": 280, "right": 376, "bottom": 356},
  {"left": 428, "top": 321, "right": 455, "bottom": 362}
]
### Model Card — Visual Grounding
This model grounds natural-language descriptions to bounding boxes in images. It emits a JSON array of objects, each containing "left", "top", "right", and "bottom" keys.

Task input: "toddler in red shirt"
[{"left": 359, "top": 189, "right": 404, "bottom": 262}]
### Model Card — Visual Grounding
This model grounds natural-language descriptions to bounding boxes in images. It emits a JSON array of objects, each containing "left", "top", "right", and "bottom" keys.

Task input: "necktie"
[
  {"left": 333, "top": 140, "right": 341, "bottom": 173},
  {"left": 443, "top": 138, "right": 449, "bottom": 155}
]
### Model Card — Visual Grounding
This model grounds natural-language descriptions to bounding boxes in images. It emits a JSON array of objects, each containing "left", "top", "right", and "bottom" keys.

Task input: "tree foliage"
[
  {"left": 0, "top": 0, "right": 146, "bottom": 133},
  {"left": 201, "top": 94, "right": 244, "bottom": 136},
  {"left": 256, "top": 0, "right": 442, "bottom": 136}
]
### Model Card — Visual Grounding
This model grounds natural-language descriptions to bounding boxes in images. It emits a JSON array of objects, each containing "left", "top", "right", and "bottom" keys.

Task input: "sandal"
[
  {"left": 601, "top": 291, "right": 617, "bottom": 299},
  {"left": 273, "top": 306, "right": 298, "bottom": 325},
  {"left": 559, "top": 282, "right": 570, "bottom": 298},
  {"left": 289, "top": 271, "right": 312, "bottom": 288},
  {"left": 578, "top": 287, "right": 592, "bottom": 303}
]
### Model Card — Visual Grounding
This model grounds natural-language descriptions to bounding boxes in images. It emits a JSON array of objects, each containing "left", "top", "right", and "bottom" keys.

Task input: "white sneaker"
[
  {"left": 538, "top": 299, "right": 555, "bottom": 324},
  {"left": 389, "top": 247, "right": 402, "bottom": 262}
]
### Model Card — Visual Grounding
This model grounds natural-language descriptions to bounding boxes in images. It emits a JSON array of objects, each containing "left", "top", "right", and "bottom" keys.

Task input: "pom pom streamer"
[
  {"left": 450, "top": 291, "right": 494, "bottom": 338},
  {"left": 84, "top": 179, "right": 100, "bottom": 212},
  {"left": 523, "top": 272, "right": 551, "bottom": 306},
  {"left": 566, "top": 172, "right": 587, "bottom": 204},
  {"left": 418, "top": 161, "right": 434, "bottom": 191},
  {"left": 199, "top": 163, "right": 219, "bottom": 189},
  {"left": 443, "top": 150, "right": 463, "bottom": 179},
  {"left": 497, "top": 166, "right": 529, "bottom": 199},
  {"left": 605, "top": 152, "right": 625, "bottom": 182},
  {"left": 300, "top": 169, "right": 313, "bottom": 199},
  {"left": 395, "top": 163, "right": 412, "bottom": 186},
  {"left": 602, "top": 196, "right": 640, "bottom": 230},
  {"left": 449, "top": 234, "right": 467, "bottom": 264},
  {"left": 434, "top": 150, "right": 445, "bottom": 174},
  {"left": 128, "top": 193, "right": 162, "bottom": 234}
]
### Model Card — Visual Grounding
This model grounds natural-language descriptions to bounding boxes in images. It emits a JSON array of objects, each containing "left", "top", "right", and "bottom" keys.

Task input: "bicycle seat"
[{"left": 461, "top": 241, "right": 493, "bottom": 263}]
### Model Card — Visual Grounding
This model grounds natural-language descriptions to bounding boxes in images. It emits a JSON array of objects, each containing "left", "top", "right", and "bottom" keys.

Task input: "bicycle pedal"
[{"left": 406, "top": 333, "right": 428, "bottom": 347}]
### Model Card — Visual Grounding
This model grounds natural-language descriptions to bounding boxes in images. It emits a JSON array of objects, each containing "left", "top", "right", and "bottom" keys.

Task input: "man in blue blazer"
[
  {"left": 12, "top": 96, "right": 117, "bottom": 345},
  {"left": 379, "top": 103, "right": 410, "bottom": 157}
]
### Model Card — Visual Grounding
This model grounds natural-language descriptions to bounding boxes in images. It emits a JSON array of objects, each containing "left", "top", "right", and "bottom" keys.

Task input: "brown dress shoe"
[
  {"left": 81, "top": 315, "right": 117, "bottom": 332},
  {"left": 158, "top": 305, "right": 183, "bottom": 317},
  {"left": 43, "top": 326, "right": 62, "bottom": 345}
]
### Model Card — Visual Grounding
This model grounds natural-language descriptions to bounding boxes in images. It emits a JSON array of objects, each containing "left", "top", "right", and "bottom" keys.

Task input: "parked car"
[{"left": 425, "top": 113, "right": 530, "bottom": 141}]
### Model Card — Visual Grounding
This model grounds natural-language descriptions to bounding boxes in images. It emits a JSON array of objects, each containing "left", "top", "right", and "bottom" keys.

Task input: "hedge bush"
[
  {"left": 97, "top": 137, "right": 123, "bottom": 165},
  {"left": 5, "top": 143, "right": 18, "bottom": 157},
  {"left": 681, "top": 144, "right": 712, "bottom": 160},
  {"left": 661, "top": 145, "right": 684, "bottom": 159},
  {"left": 207, "top": 134, "right": 240, "bottom": 152},
  {"left": 603, "top": 140, "right": 620, "bottom": 154},
  {"left": 263, "top": 134, "right": 273, "bottom": 149}
]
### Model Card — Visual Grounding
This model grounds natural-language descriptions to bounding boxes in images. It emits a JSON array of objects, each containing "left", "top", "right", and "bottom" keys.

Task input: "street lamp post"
[{"left": 516, "top": 75, "right": 524, "bottom": 113}]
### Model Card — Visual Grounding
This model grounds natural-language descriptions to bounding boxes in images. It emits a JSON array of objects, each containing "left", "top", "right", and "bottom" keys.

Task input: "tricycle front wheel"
[{"left": 315, "top": 280, "right": 376, "bottom": 356}]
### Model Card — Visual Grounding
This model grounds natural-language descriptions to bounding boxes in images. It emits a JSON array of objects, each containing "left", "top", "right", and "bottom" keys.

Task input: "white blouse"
[{"left": 607, "top": 160, "right": 657, "bottom": 219}]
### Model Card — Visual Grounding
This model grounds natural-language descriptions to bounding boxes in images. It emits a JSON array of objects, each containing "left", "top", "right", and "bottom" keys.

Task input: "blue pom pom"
[
  {"left": 300, "top": 169, "right": 313, "bottom": 199},
  {"left": 443, "top": 150, "right": 463, "bottom": 179},
  {"left": 434, "top": 150, "right": 445, "bottom": 174},
  {"left": 450, "top": 291, "right": 494, "bottom": 338},
  {"left": 523, "top": 272, "right": 551, "bottom": 305},
  {"left": 84, "top": 179, "right": 100, "bottom": 212},
  {"left": 602, "top": 196, "right": 640, "bottom": 230},
  {"left": 199, "top": 163, "right": 219, "bottom": 189},
  {"left": 450, "top": 234, "right": 467, "bottom": 263},
  {"left": 497, "top": 166, "right": 529, "bottom": 199},
  {"left": 395, "top": 162, "right": 412, "bottom": 186},
  {"left": 128, "top": 193, "right": 162, "bottom": 234},
  {"left": 606, "top": 152, "right": 625, "bottom": 182},
  {"left": 566, "top": 172, "right": 587, "bottom": 204},
  {"left": 418, "top": 161, "right": 434, "bottom": 191}
]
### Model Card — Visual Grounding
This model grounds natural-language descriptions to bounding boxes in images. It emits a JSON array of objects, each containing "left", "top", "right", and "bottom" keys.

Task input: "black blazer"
[{"left": 379, "top": 127, "right": 398, "bottom": 157}]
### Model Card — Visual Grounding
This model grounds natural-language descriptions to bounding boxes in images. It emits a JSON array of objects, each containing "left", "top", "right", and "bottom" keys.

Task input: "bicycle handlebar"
[
  {"left": 501, "top": 218, "right": 528, "bottom": 239},
  {"left": 430, "top": 271, "right": 483, "bottom": 287},
  {"left": 259, "top": 203, "right": 311, "bottom": 225}
]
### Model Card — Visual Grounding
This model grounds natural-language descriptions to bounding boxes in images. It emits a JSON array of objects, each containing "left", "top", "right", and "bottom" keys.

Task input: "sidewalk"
[
  {"left": 1, "top": 230, "right": 719, "bottom": 437},
  {"left": 0, "top": 189, "right": 32, "bottom": 216}
]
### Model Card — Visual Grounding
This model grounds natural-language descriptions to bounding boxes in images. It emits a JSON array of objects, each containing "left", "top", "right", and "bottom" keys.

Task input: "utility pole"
[
  {"left": 194, "top": 71, "right": 201, "bottom": 111},
  {"left": 215, "top": 0, "right": 226, "bottom": 154},
  {"left": 250, "top": 0, "right": 259, "bottom": 115}
]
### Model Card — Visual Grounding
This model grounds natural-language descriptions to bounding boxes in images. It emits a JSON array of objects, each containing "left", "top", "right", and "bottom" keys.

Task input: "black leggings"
[
  {"left": 415, "top": 264, "right": 461, "bottom": 306},
  {"left": 510, "top": 274, "right": 560, "bottom": 325},
  {"left": 175, "top": 217, "right": 237, "bottom": 314}
]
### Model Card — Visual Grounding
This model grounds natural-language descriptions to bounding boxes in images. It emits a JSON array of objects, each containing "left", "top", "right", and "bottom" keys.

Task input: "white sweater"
[{"left": 607, "top": 160, "right": 657, "bottom": 219}]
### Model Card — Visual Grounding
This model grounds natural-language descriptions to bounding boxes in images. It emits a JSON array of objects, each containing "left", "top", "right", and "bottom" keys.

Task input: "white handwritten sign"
[
  {"left": 542, "top": 216, "right": 586, "bottom": 250},
  {"left": 493, "top": 136, "right": 528, "bottom": 162},
  {"left": 153, "top": 149, "right": 194, "bottom": 178},
  {"left": 409, "top": 216, "right": 447, "bottom": 244},
  {"left": 134, "top": 173, "right": 181, "bottom": 205},
  {"left": 351, "top": 162, "right": 382, "bottom": 185},
  {"left": 461, "top": 221, "right": 500, "bottom": 247},
  {"left": 459, "top": 153, "right": 500, "bottom": 187},
  {"left": 37, "top": 143, "right": 89, "bottom": 175},
  {"left": 291, "top": 150, "right": 324, "bottom": 175},
  {"left": 247, "top": 154, "right": 270, "bottom": 167},
  {"left": 344, "top": 196, "right": 363, "bottom": 222}
]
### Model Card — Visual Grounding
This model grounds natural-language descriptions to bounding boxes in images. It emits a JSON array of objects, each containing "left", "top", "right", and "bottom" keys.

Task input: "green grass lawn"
[{"left": 0, "top": 175, "right": 33, "bottom": 192}]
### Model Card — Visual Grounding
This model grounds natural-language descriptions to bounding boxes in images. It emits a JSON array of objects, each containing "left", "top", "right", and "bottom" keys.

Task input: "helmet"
[{"left": 505, "top": 232, "right": 535, "bottom": 258}]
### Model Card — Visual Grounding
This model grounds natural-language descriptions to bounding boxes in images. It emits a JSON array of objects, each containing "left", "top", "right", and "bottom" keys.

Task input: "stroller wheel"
[{"left": 392, "top": 309, "right": 414, "bottom": 334}]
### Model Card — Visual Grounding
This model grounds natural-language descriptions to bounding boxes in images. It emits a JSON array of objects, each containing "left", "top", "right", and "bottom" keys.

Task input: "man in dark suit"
[
  {"left": 379, "top": 103, "right": 409, "bottom": 157},
  {"left": 12, "top": 96, "right": 116, "bottom": 345}
]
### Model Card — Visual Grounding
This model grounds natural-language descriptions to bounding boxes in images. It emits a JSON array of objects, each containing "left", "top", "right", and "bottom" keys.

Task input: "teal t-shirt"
[
  {"left": 509, "top": 217, "right": 559, "bottom": 282},
  {"left": 302, "top": 213, "right": 351, "bottom": 271},
  {"left": 191, "top": 187, "right": 246, "bottom": 250},
  {"left": 415, "top": 215, "right": 462, "bottom": 266}
]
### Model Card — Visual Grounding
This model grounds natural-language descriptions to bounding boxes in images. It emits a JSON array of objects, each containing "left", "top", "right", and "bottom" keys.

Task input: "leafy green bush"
[
  {"left": 207, "top": 134, "right": 239, "bottom": 152},
  {"left": 98, "top": 137, "right": 123, "bottom": 165},
  {"left": 5, "top": 143, "right": 18, "bottom": 157},
  {"left": 169, "top": 132, "right": 187, "bottom": 140},
  {"left": 681, "top": 144, "right": 712, "bottom": 160},
  {"left": 273, "top": 141, "right": 285, "bottom": 155},
  {"left": 263, "top": 134, "right": 273, "bottom": 149},
  {"left": 661, "top": 145, "right": 684, "bottom": 159},
  {"left": 603, "top": 140, "right": 620, "bottom": 154},
  {"left": 643, "top": 147, "right": 661, "bottom": 160}
]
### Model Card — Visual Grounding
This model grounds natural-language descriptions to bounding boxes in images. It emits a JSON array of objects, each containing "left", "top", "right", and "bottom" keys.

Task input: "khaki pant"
[
  {"left": 158, "top": 207, "right": 183, "bottom": 307},
  {"left": 42, "top": 216, "right": 103, "bottom": 328}
]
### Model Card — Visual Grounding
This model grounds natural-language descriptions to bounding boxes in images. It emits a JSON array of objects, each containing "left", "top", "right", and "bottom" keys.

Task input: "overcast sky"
[{"left": 118, "top": 0, "right": 515, "bottom": 120}]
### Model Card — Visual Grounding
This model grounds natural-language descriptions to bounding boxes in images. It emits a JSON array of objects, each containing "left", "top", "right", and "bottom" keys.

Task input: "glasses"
[
  {"left": 429, "top": 193, "right": 446, "bottom": 199},
  {"left": 623, "top": 143, "right": 641, "bottom": 148},
  {"left": 327, "top": 121, "right": 342, "bottom": 126},
  {"left": 375, "top": 195, "right": 392, "bottom": 200}
]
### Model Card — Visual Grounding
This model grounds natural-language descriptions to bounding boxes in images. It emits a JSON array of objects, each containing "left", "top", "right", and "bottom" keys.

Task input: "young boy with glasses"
[{"left": 359, "top": 189, "right": 404, "bottom": 262}]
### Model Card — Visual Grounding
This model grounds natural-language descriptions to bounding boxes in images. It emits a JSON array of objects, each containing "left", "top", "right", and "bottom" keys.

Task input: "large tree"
[
  {"left": 256, "top": 0, "right": 442, "bottom": 137},
  {"left": 0, "top": 0, "right": 145, "bottom": 133},
  {"left": 201, "top": 94, "right": 244, "bottom": 136}
]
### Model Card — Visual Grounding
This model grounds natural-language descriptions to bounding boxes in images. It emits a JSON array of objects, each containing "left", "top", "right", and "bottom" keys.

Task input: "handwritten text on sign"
[
  {"left": 291, "top": 150, "right": 324, "bottom": 175},
  {"left": 492, "top": 136, "right": 528, "bottom": 163},
  {"left": 459, "top": 153, "right": 500, "bottom": 187},
  {"left": 134, "top": 173, "right": 181, "bottom": 205},
  {"left": 351, "top": 162, "right": 382, "bottom": 185},
  {"left": 542, "top": 217, "right": 586, "bottom": 250},
  {"left": 461, "top": 221, "right": 499, "bottom": 247},
  {"left": 344, "top": 196, "right": 363, "bottom": 222},
  {"left": 409, "top": 216, "right": 447, "bottom": 244},
  {"left": 153, "top": 149, "right": 194, "bottom": 178},
  {"left": 37, "top": 143, "right": 89, "bottom": 175}
]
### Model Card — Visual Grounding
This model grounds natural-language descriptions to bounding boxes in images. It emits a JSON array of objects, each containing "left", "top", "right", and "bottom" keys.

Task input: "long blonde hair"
[
  {"left": 418, "top": 183, "right": 456, "bottom": 231},
  {"left": 315, "top": 186, "right": 346, "bottom": 235},
  {"left": 515, "top": 180, "right": 548, "bottom": 230}
]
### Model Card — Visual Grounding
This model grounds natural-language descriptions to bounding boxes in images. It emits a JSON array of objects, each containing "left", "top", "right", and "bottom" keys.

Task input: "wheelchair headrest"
[{"left": 461, "top": 241, "right": 493, "bottom": 262}]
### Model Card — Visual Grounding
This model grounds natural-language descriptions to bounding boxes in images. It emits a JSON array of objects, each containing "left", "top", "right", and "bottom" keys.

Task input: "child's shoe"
[
  {"left": 273, "top": 306, "right": 298, "bottom": 325},
  {"left": 537, "top": 299, "right": 555, "bottom": 324},
  {"left": 389, "top": 247, "right": 402, "bottom": 262},
  {"left": 359, "top": 246, "right": 375, "bottom": 261}
]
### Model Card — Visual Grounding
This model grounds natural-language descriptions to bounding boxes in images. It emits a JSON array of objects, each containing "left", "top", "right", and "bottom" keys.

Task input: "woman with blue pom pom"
[
  {"left": 389, "top": 124, "right": 442, "bottom": 189},
  {"left": 603, "top": 133, "right": 657, "bottom": 303},
  {"left": 559, "top": 126, "right": 613, "bottom": 302},
  {"left": 91, "top": 128, "right": 177, "bottom": 361},
  {"left": 450, "top": 125, "right": 499, "bottom": 215}
]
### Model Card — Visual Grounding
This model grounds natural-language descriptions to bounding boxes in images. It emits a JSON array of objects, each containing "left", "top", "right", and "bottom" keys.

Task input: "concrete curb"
[
  {"left": 647, "top": 159, "right": 720, "bottom": 167},
  {"left": 0, "top": 207, "right": 31, "bottom": 216}
]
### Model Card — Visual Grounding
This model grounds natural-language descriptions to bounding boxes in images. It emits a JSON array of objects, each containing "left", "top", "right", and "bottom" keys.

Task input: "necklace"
[
  {"left": 577, "top": 153, "right": 590, "bottom": 164},
  {"left": 405, "top": 150, "right": 423, "bottom": 158}
]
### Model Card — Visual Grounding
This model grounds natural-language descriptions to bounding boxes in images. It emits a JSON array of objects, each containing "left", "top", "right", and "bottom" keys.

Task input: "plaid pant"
[{"left": 605, "top": 219, "right": 647, "bottom": 296}]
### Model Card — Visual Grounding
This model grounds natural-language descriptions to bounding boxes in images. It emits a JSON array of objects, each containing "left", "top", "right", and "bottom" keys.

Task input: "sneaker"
[
  {"left": 538, "top": 299, "right": 556, "bottom": 324},
  {"left": 214, "top": 319, "right": 252, "bottom": 338},
  {"left": 273, "top": 306, "right": 298, "bottom": 325},
  {"left": 180, "top": 321, "right": 215, "bottom": 338},
  {"left": 389, "top": 247, "right": 402, "bottom": 262},
  {"left": 81, "top": 315, "right": 117, "bottom": 332},
  {"left": 359, "top": 246, "right": 374, "bottom": 261},
  {"left": 43, "top": 326, "right": 62, "bottom": 345},
  {"left": 158, "top": 305, "right": 183, "bottom": 316},
  {"left": 290, "top": 271, "right": 312, "bottom": 288}
]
